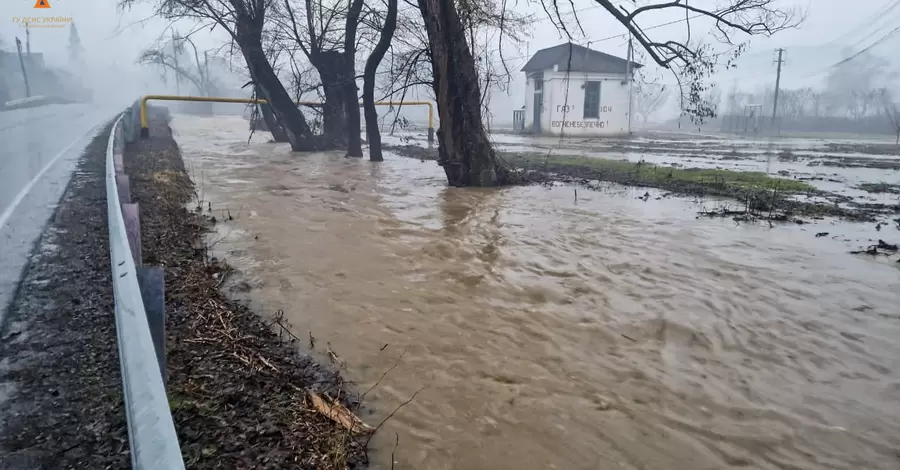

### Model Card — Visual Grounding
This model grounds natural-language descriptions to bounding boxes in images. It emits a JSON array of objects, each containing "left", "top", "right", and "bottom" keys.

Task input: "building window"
[
  {"left": 534, "top": 79, "right": 543, "bottom": 92},
  {"left": 583, "top": 81, "right": 601, "bottom": 119}
]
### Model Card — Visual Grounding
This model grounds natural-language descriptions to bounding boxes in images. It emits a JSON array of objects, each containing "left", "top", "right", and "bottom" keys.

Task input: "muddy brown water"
[{"left": 171, "top": 115, "right": 900, "bottom": 470}]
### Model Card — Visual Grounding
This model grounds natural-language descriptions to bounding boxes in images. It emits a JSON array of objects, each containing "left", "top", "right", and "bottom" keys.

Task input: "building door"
[{"left": 533, "top": 79, "right": 543, "bottom": 133}]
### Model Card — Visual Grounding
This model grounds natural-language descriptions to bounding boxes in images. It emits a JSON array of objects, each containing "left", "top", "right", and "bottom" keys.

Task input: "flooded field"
[
  {"left": 389, "top": 129, "right": 900, "bottom": 217},
  {"left": 171, "top": 114, "right": 900, "bottom": 470}
]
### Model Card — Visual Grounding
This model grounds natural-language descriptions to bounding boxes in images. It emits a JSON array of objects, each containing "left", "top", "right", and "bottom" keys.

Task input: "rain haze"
[{"left": 1, "top": 0, "right": 900, "bottom": 469}]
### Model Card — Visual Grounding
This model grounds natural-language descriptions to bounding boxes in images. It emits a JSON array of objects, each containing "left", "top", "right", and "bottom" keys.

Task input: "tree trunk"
[
  {"left": 260, "top": 101, "right": 289, "bottom": 142},
  {"left": 363, "top": 0, "right": 398, "bottom": 162},
  {"left": 342, "top": 0, "right": 365, "bottom": 158},
  {"left": 416, "top": 0, "right": 508, "bottom": 187},
  {"left": 236, "top": 22, "right": 316, "bottom": 151},
  {"left": 313, "top": 51, "right": 348, "bottom": 146}
]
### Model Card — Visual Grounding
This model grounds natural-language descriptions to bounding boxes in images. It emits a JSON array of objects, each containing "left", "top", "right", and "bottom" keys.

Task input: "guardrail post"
[
  {"left": 122, "top": 203, "right": 142, "bottom": 267},
  {"left": 123, "top": 108, "right": 134, "bottom": 145},
  {"left": 131, "top": 100, "right": 141, "bottom": 142},
  {"left": 116, "top": 174, "right": 131, "bottom": 203},
  {"left": 137, "top": 267, "right": 167, "bottom": 385},
  {"left": 140, "top": 99, "right": 150, "bottom": 139}
]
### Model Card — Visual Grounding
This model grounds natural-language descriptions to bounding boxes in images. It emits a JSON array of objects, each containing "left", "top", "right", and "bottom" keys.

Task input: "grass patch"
[{"left": 504, "top": 152, "right": 814, "bottom": 192}]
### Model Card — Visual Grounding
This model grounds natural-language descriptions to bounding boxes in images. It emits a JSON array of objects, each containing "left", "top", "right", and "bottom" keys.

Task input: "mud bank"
[
  {"left": 129, "top": 108, "right": 367, "bottom": 468},
  {"left": 0, "top": 120, "right": 129, "bottom": 469}
]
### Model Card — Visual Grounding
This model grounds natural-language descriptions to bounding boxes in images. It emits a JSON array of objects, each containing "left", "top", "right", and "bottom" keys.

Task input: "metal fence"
[{"left": 107, "top": 102, "right": 185, "bottom": 469}]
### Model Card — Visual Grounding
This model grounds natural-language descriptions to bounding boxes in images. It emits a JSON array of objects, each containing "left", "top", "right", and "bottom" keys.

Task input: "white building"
[{"left": 518, "top": 42, "right": 641, "bottom": 137}]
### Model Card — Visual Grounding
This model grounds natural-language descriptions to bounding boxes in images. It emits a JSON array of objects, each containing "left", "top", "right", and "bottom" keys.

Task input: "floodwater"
[{"left": 171, "top": 114, "right": 900, "bottom": 470}]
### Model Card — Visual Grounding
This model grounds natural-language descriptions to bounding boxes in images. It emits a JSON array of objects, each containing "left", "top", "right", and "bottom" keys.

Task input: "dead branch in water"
[
  {"left": 360, "top": 350, "right": 407, "bottom": 404},
  {"left": 365, "top": 386, "right": 428, "bottom": 450},
  {"left": 390, "top": 432, "right": 400, "bottom": 470}
]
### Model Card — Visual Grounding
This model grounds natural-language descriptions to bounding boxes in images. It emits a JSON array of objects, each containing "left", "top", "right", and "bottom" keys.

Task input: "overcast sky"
[{"left": 2, "top": 0, "right": 897, "bottom": 114}]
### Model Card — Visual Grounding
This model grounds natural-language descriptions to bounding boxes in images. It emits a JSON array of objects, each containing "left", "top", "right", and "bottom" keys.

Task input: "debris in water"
[
  {"left": 815, "top": 232, "right": 829, "bottom": 238},
  {"left": 307, "top": 391, "right": 374, "bottom": 434},
  {"left": 850, "top": 240, "right": 898, "bottom": 255},
  {"left": 877, "top": 239, "right": 898, "bottom": 251}
]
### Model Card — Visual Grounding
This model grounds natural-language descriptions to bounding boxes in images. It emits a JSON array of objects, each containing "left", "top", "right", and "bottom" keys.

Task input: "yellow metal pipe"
[{"left": 139, "top": 95, "right": 434, "bottom": 143}]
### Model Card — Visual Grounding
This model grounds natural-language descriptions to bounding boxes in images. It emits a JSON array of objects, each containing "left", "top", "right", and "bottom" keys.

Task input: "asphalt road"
[{"left": 0, "top": 104, "right": 117, "bottom": 323}]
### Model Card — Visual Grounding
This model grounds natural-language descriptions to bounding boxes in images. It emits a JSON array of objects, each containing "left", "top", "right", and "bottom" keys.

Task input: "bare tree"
[
  {"left": 120, "top": 0, "right": 320, "bottom": 150},
  {"left": 809, "top": 91, "right": 824, "bottom": 118},
  {"left": 778, "top": 87, "right": 813, "bottom": 120},
  {"left": 362, "top": 0, "right": 398, "bottom": 162},
  {"left": 139, "top": 32, "right": 212, "bottom": 96},
  {"left": 415, "top": 0, "right": 518, "bottom": 186},
  {"left": 276, "top": 0, "right": 355, "bottom": 146},
  {"left": 880, "top": 89, "right": 900, "bottom": 144},
  {"left": 342, "top": 0, "right": 365, "bottom": 157},
  {"left": 635, "top": 83, "right": 669, "bottom": 126}
]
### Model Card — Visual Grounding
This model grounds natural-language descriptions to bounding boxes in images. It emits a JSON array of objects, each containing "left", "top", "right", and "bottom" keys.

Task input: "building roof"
[{"left": 521, "top": 42, "right": 642, "bottom": 74}]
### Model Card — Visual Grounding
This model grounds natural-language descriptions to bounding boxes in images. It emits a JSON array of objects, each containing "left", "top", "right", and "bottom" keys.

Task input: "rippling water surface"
[{"left": 171, "top": 115, "right": 900, "bottom": 470}]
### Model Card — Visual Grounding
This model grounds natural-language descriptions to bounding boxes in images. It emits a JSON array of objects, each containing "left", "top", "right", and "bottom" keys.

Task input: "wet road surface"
[
  {"left": 173, "top": 114, "right": 900, "bottom": 470},
  {"left": 0, "top": 104, "right": 115, "bottom": 321}
]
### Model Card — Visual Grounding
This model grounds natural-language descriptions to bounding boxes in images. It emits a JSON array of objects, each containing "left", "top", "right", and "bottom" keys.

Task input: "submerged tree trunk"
[
  {"left": 250, "top": 84, "right": 289, "bottom": 142},
  {"left": 363, "top": 0, "right": 398, "bottom": 162},
  {"left": 313, "top": 51, "right": 348, "bottom": 146},
  {"left": 416, "top": 0, "right": 508, "bottom": 187},
  {"left": 236, "top": 20, "right": 316, "bottom": 151},
  {"left": 260, "top": 101, "right": 289, "bottom": 142},
  {"left": 342, "top": 0, "right": 365, "bottom": 158}
]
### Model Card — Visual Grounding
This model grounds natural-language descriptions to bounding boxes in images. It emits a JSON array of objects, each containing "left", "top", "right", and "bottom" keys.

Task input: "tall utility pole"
[
  {"left": 626, "top": 33, "right": 634, "bottom": 134},
  {"left": 14, "top": 37, "right": 30, "bottom": 98},
  {"left": 171, "top": 31, "right": 181, "bottom": 95},
  {"left": 771, "top": 48, "right": 785, "bottom": 135}
]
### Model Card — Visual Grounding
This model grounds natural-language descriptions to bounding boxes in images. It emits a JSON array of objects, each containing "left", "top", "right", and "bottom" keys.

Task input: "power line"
[
  {"left": 829, "top": 0, "right": 900, "bottom": 46},
  {"left": 798, "top": 24, "right": 900, "bottom": 79},
  {"left": 498, "top": 12, "right": 706, "bottom": 66},
  {"left": 847, "top": 5, "right": 900, "bottom": 49}
]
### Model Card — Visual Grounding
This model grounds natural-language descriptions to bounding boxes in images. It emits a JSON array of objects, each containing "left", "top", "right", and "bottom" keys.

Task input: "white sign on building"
[{"left": 518, "top": 42, "right": 641, "bottom": 137}]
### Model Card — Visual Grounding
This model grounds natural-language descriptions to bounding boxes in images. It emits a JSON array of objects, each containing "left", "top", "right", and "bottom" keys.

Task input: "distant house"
[{"left": 518, "top": 42, "right": 641, "bottom": 136}]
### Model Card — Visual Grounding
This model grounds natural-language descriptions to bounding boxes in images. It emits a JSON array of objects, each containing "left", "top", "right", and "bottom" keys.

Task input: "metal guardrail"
[
  {"left": 138, "top": 94, "right": 436, "bottom": 145},
  {"left": 106, "top": 107, "right": 186, "bottom": 469}
]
